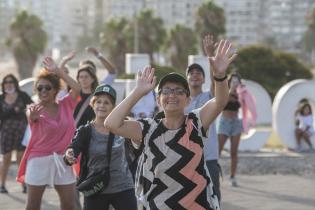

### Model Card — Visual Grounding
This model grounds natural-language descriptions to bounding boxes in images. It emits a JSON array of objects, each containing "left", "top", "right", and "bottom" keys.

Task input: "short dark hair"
[{"left": 186, "top": 63, "right": 205, "bottom": 77}]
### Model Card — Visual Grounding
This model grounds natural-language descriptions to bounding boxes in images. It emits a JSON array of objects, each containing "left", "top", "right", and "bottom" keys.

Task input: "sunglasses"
[
  {"left": 159, "top": 87, "right": 188, "bottom": 96},
  {"left": 36, "top": 85, "right": 53, "bottom": 92},
  {"left": 3, "top": 80, "right": 15, "bottom": 84}
]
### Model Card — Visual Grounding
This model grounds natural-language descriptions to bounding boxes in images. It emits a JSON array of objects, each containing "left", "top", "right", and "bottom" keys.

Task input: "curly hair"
[{"left": 35, "top": 69, "right": 61, "bottom": 95}]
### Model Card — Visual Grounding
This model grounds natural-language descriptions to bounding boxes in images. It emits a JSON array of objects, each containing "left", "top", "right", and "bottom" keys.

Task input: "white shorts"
[{"left": 25, "top": 153, "right": 76, "bottom": 186}]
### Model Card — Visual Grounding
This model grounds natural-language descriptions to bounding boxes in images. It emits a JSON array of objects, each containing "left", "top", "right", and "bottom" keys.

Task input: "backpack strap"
[{"left": 106, "top": 133, "right": 115, "bottom": 169}]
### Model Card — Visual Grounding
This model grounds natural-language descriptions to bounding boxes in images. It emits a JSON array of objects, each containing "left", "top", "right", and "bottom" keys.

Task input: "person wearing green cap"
[
  {"left": 64, "top": 84, "right": 137, "bottom": 210},
  {"left": 105, "top": 39, "right": 237, "bottom": 210}
]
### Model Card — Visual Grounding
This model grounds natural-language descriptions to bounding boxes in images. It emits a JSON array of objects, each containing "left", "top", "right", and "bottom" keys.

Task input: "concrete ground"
[{"left": 0, "top": 166, "right": 314, "bottom": 210}]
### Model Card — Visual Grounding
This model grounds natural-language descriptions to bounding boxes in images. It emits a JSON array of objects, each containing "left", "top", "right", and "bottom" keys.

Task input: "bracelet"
[
  {"left": 213, "top": 75, "right": 227, "bottom": 82},
  {"left": 96, "top": 53, "right": 103, "bottom": 59}
]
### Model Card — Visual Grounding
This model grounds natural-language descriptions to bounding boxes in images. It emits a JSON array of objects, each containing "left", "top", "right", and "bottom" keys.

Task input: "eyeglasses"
[
  {"left": 36, "top": 85, "right": 53, "bottom": 92},
  {"left": 3, "top": 80, "right": 15, "bottom": 84},
  {"left": 159, "top": 87, "right": 188, "bottom": 96}
]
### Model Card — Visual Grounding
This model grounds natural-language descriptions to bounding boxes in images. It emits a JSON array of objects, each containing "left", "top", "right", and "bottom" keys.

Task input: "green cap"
[{"left": 93, "top": 84, "right": 116, "bottom": 102}]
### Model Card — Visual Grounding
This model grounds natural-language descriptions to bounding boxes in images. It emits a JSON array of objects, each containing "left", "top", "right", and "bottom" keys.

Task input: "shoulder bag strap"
[
  {"left": 106, "top": 132, "right": 115, "bottom": 168},
  {"left": 75, "top": 95, "right": 93, "bottom": 126}
]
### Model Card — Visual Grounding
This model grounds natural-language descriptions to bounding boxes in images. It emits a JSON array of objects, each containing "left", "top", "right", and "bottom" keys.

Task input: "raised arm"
[
  {"left": 86, "top": 47, "right": 117, "bottom": 74},
  {"left": 42, "top": 57, "right": 81, "bottom": 100},
  {"left": 200, "top": 40, "right": 237, "bottom": 130},
  {"left": 203, "top": 34, "right": 216, "bottom": 97},
  {"left": 58, "top": 51, "right": 75, "bottom": 73},
  {"left": 104, "top": 67, "right": 156, "bottom": 144}
]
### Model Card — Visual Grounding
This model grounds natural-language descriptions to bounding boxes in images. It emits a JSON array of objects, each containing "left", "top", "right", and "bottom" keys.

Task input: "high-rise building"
[
  {"left": 0, "top": 0, "right": 87, "bottom": 52},
  {"left": 215, "top": 0, "right": 265, "bottom": 47},
  {"left": 103, "top": 0, "right": 206, "bottom": 29},
  {"left": 263, "top": 0, "right": 315, "bottom": 54},
  {"left": 215, "top": 0, "right": 315, "bottom": 53}
]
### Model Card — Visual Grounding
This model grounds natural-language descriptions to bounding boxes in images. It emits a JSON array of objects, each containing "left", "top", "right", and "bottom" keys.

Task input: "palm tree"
[
  {"left": 195, "top": 1, "right": 226, "bottom": 54},
  {"left": 135, "top": 10, "right": 166, "bottom": 63},
  {"left": 100, "top": 18, "right": 133, "bottom": 74},
  {"left": 164, "top": 24, "right": 198, "bottom": 71},
  {"left": 6, "top": 10, "right": 47, "bottom": 79}
]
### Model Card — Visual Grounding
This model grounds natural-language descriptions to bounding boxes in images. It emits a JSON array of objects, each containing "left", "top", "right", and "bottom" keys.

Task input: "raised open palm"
[
  {"left": 203, "top": 34, "right": 215, "bottom": 57},
  {"left": 43, "top": 57, "right": 59, "bottom": 73},
  {"left": 135, "top": 66, "right": 156, "bottom": 95},
  {"left": 209, "top": 40, "right": 237, "bottom": 76}
]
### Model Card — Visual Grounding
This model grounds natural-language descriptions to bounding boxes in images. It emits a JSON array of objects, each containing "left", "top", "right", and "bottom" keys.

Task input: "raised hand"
[
  {"left": 59, "top": 51, "right": 75, "bottom": 67},
  {"left": 85, "top": 47, "right": 99, "bottom": 56},
  {"left": 28, "top": 104, "right": 43, "bottom": 122},
  {"left": 209, "top": 40, "right": 237, "bottom": 77},
  {"left": 43, "top": 57, "right": 60, "bottom": 74},
  {"left": 135, "top": 66, "right": 156, "bottom": 96},
  {"left": 65, "top": 148, "right": 77, "bottom": 165},
  {"left": 203, "top": 34, "right": 215, "bottom": 57}
]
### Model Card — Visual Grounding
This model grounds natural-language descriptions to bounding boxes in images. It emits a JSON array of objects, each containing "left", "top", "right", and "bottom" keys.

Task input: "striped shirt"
[{"left": 135, "top": 109, "right": 220, "bottom": 210}]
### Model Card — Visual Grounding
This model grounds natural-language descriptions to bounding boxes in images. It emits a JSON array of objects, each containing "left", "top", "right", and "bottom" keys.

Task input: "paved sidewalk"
[
  {"left": 1, "top": 167, "right": 314, "bottom": 210},
  {"left": 1, "top": 151, "right": 315, "bottom": 210}
]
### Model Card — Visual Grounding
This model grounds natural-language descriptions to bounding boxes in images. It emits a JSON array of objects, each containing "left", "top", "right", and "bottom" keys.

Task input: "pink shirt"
[{"left": 17, "top": 94, "right": 77, "bottom": 183}]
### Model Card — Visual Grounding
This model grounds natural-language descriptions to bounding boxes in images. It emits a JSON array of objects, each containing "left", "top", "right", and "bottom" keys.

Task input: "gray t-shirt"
[
  {"left": 184, "top": 91, "right": 219, "bottom": 160},
  {"left": 87, "top": 126, "right": 134, "bottom": 194}
]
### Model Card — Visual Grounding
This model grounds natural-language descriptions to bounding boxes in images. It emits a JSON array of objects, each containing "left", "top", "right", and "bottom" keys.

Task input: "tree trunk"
[{"left": 14, "top": 55, "right": 37, "bottom": 79}]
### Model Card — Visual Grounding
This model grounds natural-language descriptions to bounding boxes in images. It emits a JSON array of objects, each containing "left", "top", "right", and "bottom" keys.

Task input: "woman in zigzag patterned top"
[{"left": 105, "top": 39, "right": 237, "bottom": 210}]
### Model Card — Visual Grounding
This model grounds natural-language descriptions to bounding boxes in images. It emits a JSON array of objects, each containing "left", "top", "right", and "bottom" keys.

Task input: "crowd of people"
[{"left": 0, "top": 34, "right": 313, "bottom": 210}]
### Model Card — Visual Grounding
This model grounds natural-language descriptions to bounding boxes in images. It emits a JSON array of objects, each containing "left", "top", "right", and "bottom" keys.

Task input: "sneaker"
[
  {"left": 230, "top": 177, "right": 238, "bottom": 187},
  {"left": 0, "top": 186, "right": 8, "bottom": 193},
  {"left": 295, "top": 146, "right": 303, "bottom": 152}
]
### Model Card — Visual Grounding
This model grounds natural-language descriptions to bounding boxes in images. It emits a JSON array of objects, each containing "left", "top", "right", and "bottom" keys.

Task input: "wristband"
[
  {"left": 213, "top": 75, "right": 227, "bottom": 82},
  {"left": 96, "top": 53, "right": 103, "bottom": 59}
]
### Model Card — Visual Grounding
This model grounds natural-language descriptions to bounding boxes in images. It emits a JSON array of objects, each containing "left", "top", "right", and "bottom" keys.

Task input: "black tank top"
[{"left": 224, "top": 93, "right": 241, "bottom": 111}]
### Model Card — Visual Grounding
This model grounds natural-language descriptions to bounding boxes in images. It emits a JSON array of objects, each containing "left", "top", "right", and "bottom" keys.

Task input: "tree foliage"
[
  {"left": 164, "top": 24, "right": 198, "bottom": 71},
  {"left": 6, "top": 10, "right": 47, "bottom": 79},
  {"left": 302, "top": 6, "right": 315, "bottom": 53},
  {"left": 100, "top": 18, "right": 133, "bottom": 74},
  {"left": 195, "top": 0, "right": 225, "bottom": 52},
  {"left": 233, "top": 46, "right": 312, "bottom": 98},
  {"left": 134, "top": 10, "right": 167, "bottom": 63}
]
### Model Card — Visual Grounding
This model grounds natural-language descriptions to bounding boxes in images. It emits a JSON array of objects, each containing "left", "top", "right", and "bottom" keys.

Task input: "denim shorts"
[{"left": 217, "top": 116, "right": 243, "bottom": 137}]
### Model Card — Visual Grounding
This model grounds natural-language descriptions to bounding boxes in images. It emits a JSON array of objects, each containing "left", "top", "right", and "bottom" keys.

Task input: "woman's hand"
[
  {"left": 203, "top": 34, "right": 215, "bottom": 57},
  {"left": 209, "top": 40, "right": 237, "bottom": 78},
  {"left": 28, "top": 104, "right": 43, "bottom": 122},
  {"left": 59, "top": 51, "right": 76, "bottom": 70},
  {"left": 65, "top": 148, "right": 77, "bottom": 165},
  {"left": 43, "top": 57, "right": 62, "bottom": 75},
  {"left": 135, "top": 66, "right": 156, "bottom": 96},
  {"left": 85, "top": 47, "right": 99, "bottom": 56}
]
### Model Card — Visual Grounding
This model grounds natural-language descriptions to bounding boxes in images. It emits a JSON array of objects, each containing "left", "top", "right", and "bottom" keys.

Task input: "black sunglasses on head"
[{"left": 37, "top": 85, "right": 53, "bottom": 92}]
